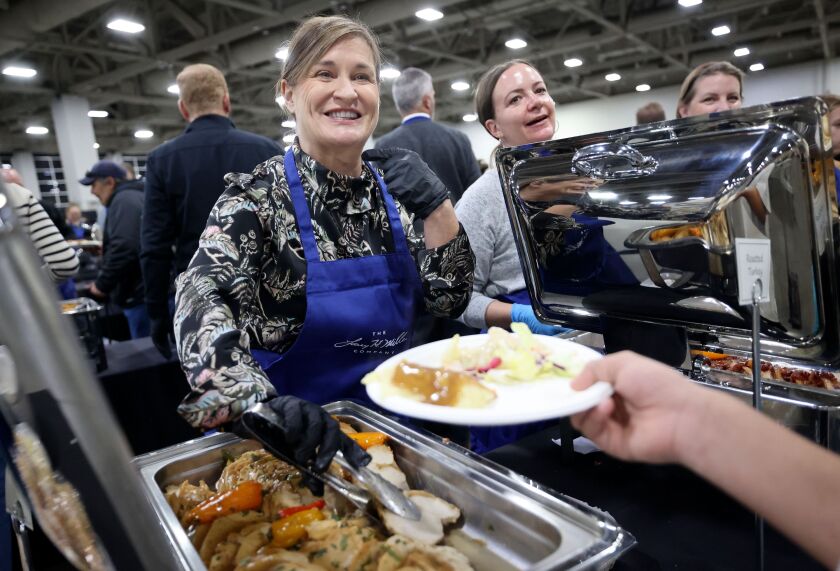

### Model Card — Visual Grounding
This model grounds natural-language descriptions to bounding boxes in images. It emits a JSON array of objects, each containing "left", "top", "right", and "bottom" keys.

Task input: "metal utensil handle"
[
  {"left": 751, "top": 279, "right": 765, "bottom": 571},
  {"left": 241, "top": 405, "right": 372, "bottom": 510},
  {"left": 571, "top": 142, "right": 658, "bottom": 180},
  {"left": 332, "top": 452, "right": 421, "bottom": 520}
]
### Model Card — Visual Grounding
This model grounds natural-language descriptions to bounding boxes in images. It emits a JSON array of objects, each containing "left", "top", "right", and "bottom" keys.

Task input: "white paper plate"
[{"left": 364, "top": 334, "right": 612, "bottom": 426}]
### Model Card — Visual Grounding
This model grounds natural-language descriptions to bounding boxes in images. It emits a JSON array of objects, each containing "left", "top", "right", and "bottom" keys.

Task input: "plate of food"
[{"left": 362, "top": 324, "right": 612, "bottom": 425}]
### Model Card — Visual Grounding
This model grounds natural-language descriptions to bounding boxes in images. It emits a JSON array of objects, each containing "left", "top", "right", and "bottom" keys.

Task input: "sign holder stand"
[{"left": 751, "top": 278, "right": 765, "bottom": 571}]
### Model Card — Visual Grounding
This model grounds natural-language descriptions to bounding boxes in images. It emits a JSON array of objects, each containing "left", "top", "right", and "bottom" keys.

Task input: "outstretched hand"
[{"left": 570, "top": 351, "right": 708, "bottom": 464}]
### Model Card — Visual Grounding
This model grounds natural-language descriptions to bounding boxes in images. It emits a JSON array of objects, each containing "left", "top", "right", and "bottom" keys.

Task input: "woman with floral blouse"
[{"left": 173, "top": 15, "right": 473, "bottom": 477}]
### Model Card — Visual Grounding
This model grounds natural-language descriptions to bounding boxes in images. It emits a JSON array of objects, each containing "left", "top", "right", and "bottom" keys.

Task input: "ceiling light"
[
  {"left": 505, "top": 38, "right": 527, "bottom": 50},
  {"left": 2, "top": 66, "right": 37, "bottom": 78},
  {"left": 106, "top": 18, "right": 145, "bottom": 34},
  {"left": 275, "top": 95, "right": 285, "bottom": 107},
  {"left": 635, "top": 84, "right": 651, "bottom": 92},
  {"left": 462, "top": 113, "right": 477, "bottom": 122},
  {"left": 381, "top": 67, "right": 401, "bottom": 79},
  {"left": 648, "top": 194, "right": 672, "bottom": 201},
  {"left": 564, "top": 58, "right": 583, "bottom": 68},
  {"left": 88, "top": 110, "right": 109, "bottom": 118},
  {"left": 711, "top": 25, "right": 730, "bottom": 36},
  {"left": 589, "top": 191, "right": 618, "bottom": 200},
  {"left": 415, "top": 8, "right": 444, "bottom": 21},
  {"left": 605, "top": 73, "right": 621, "bottom": 82},
  {"left": 282, "top": 133, "right": 295, "bottom": 143},
  {"left": 134, "top": 129, "right": 154, "bottom": 139},
  {"left": 281, "top": 119, "right": 296, "bottom": 128},
  {"left": 619, "top": 200, "right": 638, "bottom": 205},
  {"left": 750, "top": 63, "right": 765, "bottom": 72},
  {"left": 25, "top": 126, "right": 49, "bottom": 135},
  {"left": 93, "top": 143, "right": 100, "bottom": 149},
  {"left": 275, "top": 47, "right": 288, "bottom": 61},
  {"left": 451, "top": 80, "right": 470, "bottom": 91},
  {"left": 678, "top": 0, "right": 702, "bottom": 6},
  {"left": 167, "top": 84, "right": 180, "bottom": 95},
  {"left": 733, "top": 47, "right": 750, "bottom": 57}
]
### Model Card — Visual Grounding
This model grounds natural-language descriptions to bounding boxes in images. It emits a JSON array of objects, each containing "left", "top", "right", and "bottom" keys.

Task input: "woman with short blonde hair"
[{"left": 175, "top": 15, "right": 473, "bottom": 476}]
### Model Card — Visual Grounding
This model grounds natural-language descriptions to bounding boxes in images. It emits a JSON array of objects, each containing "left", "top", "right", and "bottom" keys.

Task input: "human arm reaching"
[{"left": 571, "top": 351, "right": 840, "bottom": 568}]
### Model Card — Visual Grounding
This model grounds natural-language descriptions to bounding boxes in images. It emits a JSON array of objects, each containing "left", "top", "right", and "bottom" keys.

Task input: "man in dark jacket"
[
  {"left": 81, "top": 160, "right": 149, "bottom": 339},
  {"left": 141, "top": 63, "right": 281, "bottom": 358},
  {"left": 375, "top": 67, "right": 481, "bottom": 347},
  {"left": 375, "top": 67, "right": 480, "bottom": 204}
]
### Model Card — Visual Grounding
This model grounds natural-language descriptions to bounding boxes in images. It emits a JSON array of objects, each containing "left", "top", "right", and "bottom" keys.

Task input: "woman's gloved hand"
[
  {"left": 362, "top": 147, "right": 450, "bottom": 219},
  {"left": 511, "top": 303, "right": 571, "bottom": 336},
  {"left": 236, "top": 396, "right": 371, "bottom": 495}
]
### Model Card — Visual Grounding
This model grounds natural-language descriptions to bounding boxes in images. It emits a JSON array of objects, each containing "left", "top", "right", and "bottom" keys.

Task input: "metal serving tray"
[
  {"left": 694, "top": 364, "right": 840, "bottom": 451},
  {"left": 133, "top": 401, "right": 634, "bottom": 570}
]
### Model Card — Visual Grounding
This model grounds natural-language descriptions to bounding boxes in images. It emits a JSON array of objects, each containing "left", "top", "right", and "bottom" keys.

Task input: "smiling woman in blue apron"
[{"left": 173, "top": 16, "right": 473, "bottom": 477}]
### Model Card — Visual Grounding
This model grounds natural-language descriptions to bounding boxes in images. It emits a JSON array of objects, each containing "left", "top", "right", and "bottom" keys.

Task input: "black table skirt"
[
  {"left": 98, "top": 337, "right": 200, "bottom": 455},
  {"left": 485, "top": 423, "right": 822, "bottom": 570}
]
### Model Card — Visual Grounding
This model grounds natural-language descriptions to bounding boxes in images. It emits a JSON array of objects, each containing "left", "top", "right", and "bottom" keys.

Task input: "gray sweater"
[{"left": 454, "top": 169, "right": 526, "bottom": 329}]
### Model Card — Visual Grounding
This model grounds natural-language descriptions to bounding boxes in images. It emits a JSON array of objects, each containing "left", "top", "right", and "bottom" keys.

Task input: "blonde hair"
[
  {"left": 821, "top": 94, "right": 840, "bottom": 112},
  {"left": 176, "top": 64, "right": 228, "bottom": 116},
  {"left": 676, "top": 61, "right": 744, "bottom": 118},
  {"left": 278, "top": 15, "right": 381, "bottom": 100}
]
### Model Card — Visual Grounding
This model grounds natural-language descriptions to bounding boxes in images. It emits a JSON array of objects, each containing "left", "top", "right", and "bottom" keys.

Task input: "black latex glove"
[
  {"left": 236, "top": 396, "right": 371, "bottom": 495},
  {"left": 150, "top": 316, "right": 173, "bottom": 360},
  {"left": 362, "top": 147, "right": 450, "bottom": 219}
]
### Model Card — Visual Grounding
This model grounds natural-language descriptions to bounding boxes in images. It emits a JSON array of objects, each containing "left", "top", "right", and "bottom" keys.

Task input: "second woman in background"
[{"left": 676, "top": 61, "right": 743, "bottom": 118}]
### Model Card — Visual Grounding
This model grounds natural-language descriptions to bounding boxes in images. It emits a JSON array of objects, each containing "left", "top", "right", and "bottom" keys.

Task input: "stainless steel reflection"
[
  {"left": 498, "top": 97, "right": 839, "bottom": 366},
  {"left": 134, "top": 402, "right": 635, "bottom": 570},
  {"left": 0, "top": 182, "right": 183, "bottom": 569}
]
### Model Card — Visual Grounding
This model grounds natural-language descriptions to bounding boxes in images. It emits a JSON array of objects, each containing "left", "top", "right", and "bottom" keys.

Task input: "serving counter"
[{"left": 486, "top": 424, "right": 822, "bottom": 571}]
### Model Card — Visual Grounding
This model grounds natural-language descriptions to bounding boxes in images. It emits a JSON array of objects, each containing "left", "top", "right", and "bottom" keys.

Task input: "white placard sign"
[{"left": 735, "top": 238, "right": 772, "bottom": 306}]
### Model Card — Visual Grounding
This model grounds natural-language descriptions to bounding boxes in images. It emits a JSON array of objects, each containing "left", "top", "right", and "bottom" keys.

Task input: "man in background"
[
  {"left": 375, "top": 67, "right": 480, "bottom": 205},
  {"left": 636, "top": 101, "right": 666, "bottom": 124},
  {"left": 141, "top": 63, "right": 281, "bottom": 358},
  {"left": 375, "top": 67, "right": 481, "bottom": 347},
  {"left": 80, "top": 160, "right": 148, "bottom": 338}
]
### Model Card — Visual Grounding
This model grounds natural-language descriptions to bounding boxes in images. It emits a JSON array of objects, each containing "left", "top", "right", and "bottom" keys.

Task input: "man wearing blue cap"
[{"left": 80, "top": 160, "right": 149, "bottom": 338}]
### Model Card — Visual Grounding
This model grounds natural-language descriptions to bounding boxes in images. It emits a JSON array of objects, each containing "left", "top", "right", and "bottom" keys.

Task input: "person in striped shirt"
[{"left": 1, "top": 169, "right": 79, "bottom": 282}]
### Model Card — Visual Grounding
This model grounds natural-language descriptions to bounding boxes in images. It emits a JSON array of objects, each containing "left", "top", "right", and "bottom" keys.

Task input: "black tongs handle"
[
  {"left": 238, "top": 403, "right": 372, "bottom": 509},
  {"left": 238, "top": 403, "right": 420, "bottom": 520}
]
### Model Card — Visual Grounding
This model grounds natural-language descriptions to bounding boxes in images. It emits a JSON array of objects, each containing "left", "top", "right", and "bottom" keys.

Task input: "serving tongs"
[{"left": 238, "top": 403, "right": 421, "bottom": 521}]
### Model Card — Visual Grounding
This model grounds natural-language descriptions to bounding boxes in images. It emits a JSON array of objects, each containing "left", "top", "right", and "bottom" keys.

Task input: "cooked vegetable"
[
  {"left": 271, "top": 507, "right": 326, "bottom": 548},
  {"left": 347, "top": 432, "right": 389, "bottom": 450},
  {"left": 690, "top": 349, "right": 729, "bottom": 361},
  {"left": 184, "top": 480, "right": 263, "bottom": 525},
  {"left": 278, "top": 499, "right": 325, "bottom": 519}
]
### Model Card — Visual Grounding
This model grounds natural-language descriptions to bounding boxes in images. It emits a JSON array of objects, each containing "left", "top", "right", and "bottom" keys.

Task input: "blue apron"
[
  {"left": 469, "top": 288, "right": 554, "bottom": 454},
  {"left": 251, "top": 151, "right": 422, "bottom": 405}
]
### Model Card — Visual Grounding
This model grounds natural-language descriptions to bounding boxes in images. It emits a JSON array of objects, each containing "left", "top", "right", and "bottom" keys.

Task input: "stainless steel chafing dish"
[
  {"left": 497, "top": 96, "right": 840, "bottom": 450},
  {"left": 133, "top": 401, "right": 634, "bottom": 570},
  {"left": 60, "top": 297, "right": 107, "bottom": 372}
]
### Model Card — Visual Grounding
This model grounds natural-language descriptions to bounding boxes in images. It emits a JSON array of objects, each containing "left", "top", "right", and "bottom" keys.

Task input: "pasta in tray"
[{"left": 163, "top": 429, "right": 474, "bottom": 571}]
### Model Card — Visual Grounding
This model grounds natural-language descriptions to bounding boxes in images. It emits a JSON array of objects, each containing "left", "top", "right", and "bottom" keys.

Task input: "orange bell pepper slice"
[
  {"left": 347, "top": 432, "right": 388, "bottom": 450},
  {"left": 278, "top": 499, "right": 325, "bottom": 519},
  {"left": 271, "top": 507, "right": 326, "bottom": 548},
  {"left": 690, "top": 349, "right": 729, "bottom": 361},
  {"left": 184, "top": 480, "right": 263, "bottom": 525}
]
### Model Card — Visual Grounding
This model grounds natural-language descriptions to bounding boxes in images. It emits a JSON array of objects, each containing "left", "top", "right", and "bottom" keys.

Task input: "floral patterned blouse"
[{"left": 174, "top": 142, "right": 474, "bottom": 429}]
